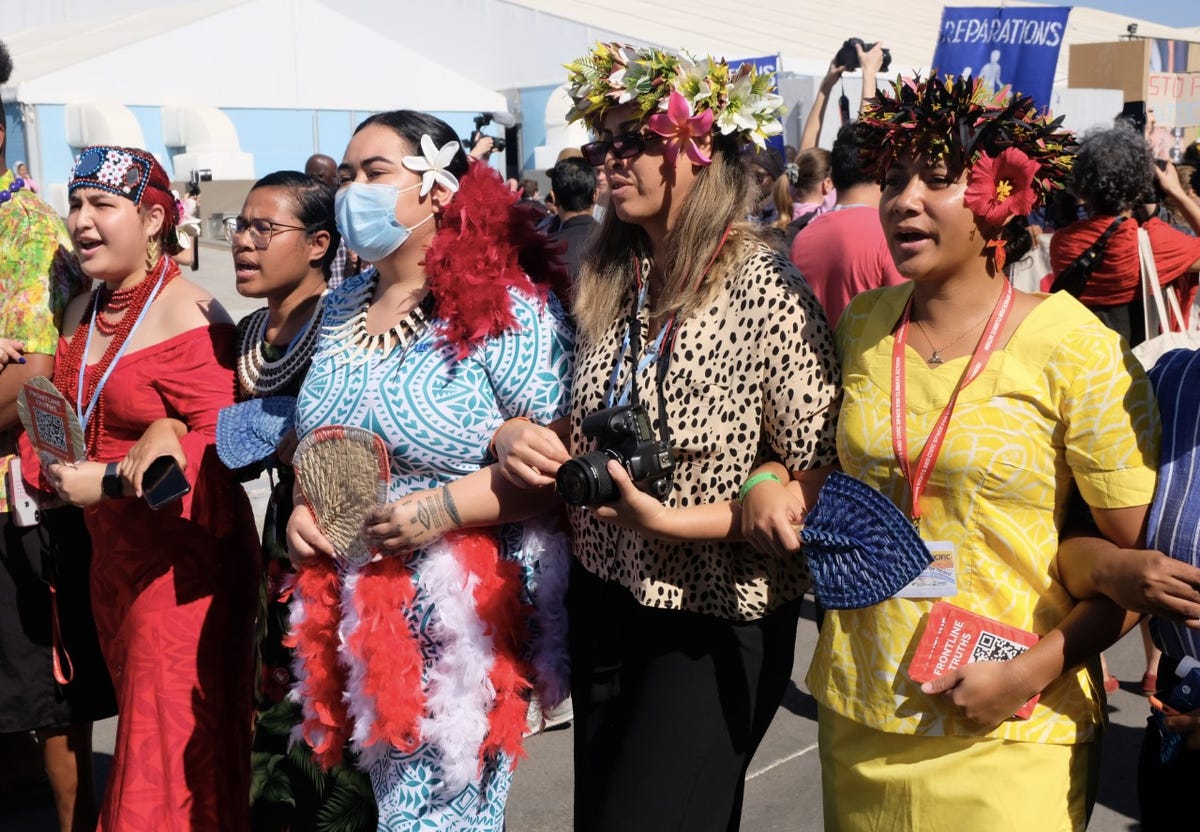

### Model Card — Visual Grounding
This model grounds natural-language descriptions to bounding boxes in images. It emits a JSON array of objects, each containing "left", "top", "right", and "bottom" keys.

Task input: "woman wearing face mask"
[
  {"left": 492, "top": 44, "right": 840, "bottom": 830},
  {"left": 22, "top": 146, "right": 260, "bottom": 830},
  {"left": 211, "top": 171, "right": 377, "bottom": 831},
  {"left": 284, "top": 110, "right": 575, "bottom": 831}
]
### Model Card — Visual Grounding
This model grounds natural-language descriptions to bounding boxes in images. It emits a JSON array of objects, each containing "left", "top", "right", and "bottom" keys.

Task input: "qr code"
[
  {"left": 971, "top": 630, "right": 1027, "bottom": 663},
  {"left": 34, "top": 410, "right": 69, "bottom": 454}
]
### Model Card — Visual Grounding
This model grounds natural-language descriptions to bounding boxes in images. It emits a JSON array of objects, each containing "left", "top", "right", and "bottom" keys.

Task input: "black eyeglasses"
[
  {"left": 581, "top": 131, "right": 657, "bottom": 167},
  {"left": 223, "top": 216, "right": 312, "bottom": 249}
]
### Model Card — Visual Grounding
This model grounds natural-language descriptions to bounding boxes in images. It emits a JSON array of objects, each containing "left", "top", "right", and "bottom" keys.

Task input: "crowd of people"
[{"left": 3, "top": 32, "right": 1200, "bottom": 832}]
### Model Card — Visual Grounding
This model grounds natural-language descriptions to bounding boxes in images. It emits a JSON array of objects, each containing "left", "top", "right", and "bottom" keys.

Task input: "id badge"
[{"left": 894, "top": 540, "right": 958, "bottom": 598}]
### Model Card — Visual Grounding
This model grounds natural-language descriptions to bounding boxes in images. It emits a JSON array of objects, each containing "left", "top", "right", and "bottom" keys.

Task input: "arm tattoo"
[
  {"left": 413, "top": 494, "right": 449, "bottom": 531},
  {"left": 441, "top": 486, "right": 462, "bottom": 528}
]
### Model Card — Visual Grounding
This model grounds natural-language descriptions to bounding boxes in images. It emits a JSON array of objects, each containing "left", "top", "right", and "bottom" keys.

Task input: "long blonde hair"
[{"left": 574, "top": 137, "right": 756, "bottom": 341}]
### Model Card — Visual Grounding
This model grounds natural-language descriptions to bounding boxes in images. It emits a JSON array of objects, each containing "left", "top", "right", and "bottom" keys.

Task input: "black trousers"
[
  {"left": 568, "top": 561, "right": 802, "bottom": 832},
  {"left": 1137, "top": 654, "right": 1200, "bottom": 831}
]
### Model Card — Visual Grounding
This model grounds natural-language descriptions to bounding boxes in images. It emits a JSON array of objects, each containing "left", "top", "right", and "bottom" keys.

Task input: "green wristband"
[{"left": 738, "top": 472, "right": 782, "bottom": 502}]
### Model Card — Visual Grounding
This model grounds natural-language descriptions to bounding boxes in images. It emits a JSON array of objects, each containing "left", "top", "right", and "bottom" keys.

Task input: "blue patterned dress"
[{"left": 294, "top": 269, "right": 574, "bottom": 831}]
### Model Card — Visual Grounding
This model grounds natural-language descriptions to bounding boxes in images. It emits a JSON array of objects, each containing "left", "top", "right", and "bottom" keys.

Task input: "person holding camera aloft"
[
  {"left": 20, "top": 146, "right": 261, "bottom": 830},
  {"left": 799, "top": 39, "right": 889, "bottom": 153},
  {"left": 492, "top": 43, "right": 840, "bottom": 831}
]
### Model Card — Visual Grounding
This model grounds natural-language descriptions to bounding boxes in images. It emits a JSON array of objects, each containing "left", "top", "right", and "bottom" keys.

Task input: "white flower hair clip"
[{"left": 402, "top": 135, "right": 461, "bottom": 197}]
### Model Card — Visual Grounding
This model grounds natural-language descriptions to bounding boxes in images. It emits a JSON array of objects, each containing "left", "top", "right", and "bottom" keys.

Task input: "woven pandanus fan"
[
  {"left": 293, "top": 425, "right": 390, "bottom": 567},
  {"left": 801, "top": 471, "right": 933, "bottom": 610}
]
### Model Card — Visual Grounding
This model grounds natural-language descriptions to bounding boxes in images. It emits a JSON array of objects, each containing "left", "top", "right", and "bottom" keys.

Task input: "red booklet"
[{"left": 908, "top": 601, "right": 1041, "bottom": 720}]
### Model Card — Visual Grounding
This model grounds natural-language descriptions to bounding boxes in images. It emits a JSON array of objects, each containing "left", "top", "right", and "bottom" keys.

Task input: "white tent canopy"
[{"left": 1, "top": 0, "right": 508, "bottom": 113}]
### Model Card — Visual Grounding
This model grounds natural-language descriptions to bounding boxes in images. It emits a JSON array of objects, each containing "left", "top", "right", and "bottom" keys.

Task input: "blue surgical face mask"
[{"left": 334, "top": 182, "right": 432, "bottom": 263}]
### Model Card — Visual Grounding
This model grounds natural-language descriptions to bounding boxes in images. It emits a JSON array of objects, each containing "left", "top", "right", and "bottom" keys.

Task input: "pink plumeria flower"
[{"left": 647, "top": 91, "right": 715, "bottom": 166}]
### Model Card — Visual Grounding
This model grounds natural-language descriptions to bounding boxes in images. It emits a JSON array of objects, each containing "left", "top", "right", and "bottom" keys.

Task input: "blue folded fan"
[
  {"left": 801, "top": 471, "right": 933, "bottom": 610},
  {"left": 216, "top": 396, "right": 297, "bottom": 470}
]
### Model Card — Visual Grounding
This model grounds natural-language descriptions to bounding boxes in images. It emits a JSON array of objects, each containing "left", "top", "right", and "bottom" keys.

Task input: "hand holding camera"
[
  {"left": 833, "top": 38, "right": 892, "bottom": 74},
  {"left": 556, "top": 403, "right": 674, "bottom": 507}
]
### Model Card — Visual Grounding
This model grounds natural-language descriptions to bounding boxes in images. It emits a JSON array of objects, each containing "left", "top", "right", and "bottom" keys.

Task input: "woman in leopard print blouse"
[{"left": 492, "top": 44, "right": 841, "bottom": 831}]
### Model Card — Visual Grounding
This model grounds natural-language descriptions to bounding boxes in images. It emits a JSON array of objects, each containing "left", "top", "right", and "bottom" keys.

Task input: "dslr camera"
[
  {"left": 187, "top": 167, "right": 212, "bottom": 198},
  {"left": 471, "top": 113, "right": 506, "bottom": 153},
  {"left": 556, "top": 404, "right": 675, "bottom": 507},
  {"left": 834, "top": 38, "right": 892, "bottom": 73}
]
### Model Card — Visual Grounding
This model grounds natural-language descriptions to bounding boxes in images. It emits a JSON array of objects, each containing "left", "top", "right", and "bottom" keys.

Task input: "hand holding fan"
[
  {"left": 800, "top": 471, "right": 933, "bottom": 610},
  {"left": 293, "top": 425, "right": 390, "bottom": 568},
  {"left": 16, "top": 376, "right": 86, "bottom": 465}
]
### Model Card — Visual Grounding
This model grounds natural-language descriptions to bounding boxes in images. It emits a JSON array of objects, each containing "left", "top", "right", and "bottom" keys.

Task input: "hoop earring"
[{"left": 146, "top": 238, "right": 161, "bottom": 270}]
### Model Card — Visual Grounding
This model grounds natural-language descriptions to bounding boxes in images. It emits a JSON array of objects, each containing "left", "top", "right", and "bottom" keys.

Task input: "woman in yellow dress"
[{"left": 802, "top": 76, "right": 1159, "bottom": 830}]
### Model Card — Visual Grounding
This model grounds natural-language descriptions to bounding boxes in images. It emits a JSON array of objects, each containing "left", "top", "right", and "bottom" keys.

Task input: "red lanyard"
[{"left": 890, "top": 280, "right": 1014, "bottom": 526}]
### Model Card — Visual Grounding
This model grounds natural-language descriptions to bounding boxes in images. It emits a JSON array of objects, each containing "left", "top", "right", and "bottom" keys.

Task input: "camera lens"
[{"left": 556, "top": 451, "right": 618, "bottom": 506}]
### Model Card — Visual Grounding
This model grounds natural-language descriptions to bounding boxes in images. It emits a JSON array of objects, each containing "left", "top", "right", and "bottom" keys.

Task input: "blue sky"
[{"left": 1033, "top": 0, "right": 1200, "bottom": 28}]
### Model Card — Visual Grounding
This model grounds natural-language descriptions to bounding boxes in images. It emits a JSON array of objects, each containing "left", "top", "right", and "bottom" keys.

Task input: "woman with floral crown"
[
  {"left": 23, "top": 145, "right": 260, "bottom": 830},
  {"left": 794, "top": 76, "right": 1160, "bottom": 829},
  {"left": 283, "top": 110, "right": 575, "bottom": 831},
  {"left": 491, "top": 43, "right": 840, "bottom": 830}
]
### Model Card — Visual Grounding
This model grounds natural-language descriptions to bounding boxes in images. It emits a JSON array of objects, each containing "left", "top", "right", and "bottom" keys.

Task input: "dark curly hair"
[{"left": 1067, "top": 125, "right": 1154, "bottom": 216}]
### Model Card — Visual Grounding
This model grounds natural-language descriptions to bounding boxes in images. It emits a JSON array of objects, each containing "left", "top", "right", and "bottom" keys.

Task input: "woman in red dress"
[{"left": 25, "top": 146, "right": 259, "bottom": 830}]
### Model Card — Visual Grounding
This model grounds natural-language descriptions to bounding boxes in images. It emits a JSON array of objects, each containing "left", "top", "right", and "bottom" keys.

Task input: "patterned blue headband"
[{"left": 68, "top": 146, "right": 162, "bottom": 204}]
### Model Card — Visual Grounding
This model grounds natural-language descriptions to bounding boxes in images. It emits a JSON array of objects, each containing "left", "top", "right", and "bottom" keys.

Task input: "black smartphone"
[{"left": 143, "top": 455, "right": 191, "bottom": 510}]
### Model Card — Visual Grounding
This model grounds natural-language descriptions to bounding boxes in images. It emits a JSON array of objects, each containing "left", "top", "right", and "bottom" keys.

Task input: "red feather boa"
[
  {"left": 452, "top": 531, "right": 534, "bottom": 766},
  {"left": 425, "top": 162, "right": 570, "bottom": 359},
  {"left": 288, "top": 528, "right": 536, "bottom": 772},
  {"left": 284, "top": 558, "right": 351, "bottom": 768}
]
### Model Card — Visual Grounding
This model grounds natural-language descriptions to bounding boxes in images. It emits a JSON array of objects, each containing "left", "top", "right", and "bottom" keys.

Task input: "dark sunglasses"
[{"left": 581, "top": 131, "right": 656, "bottom": 167}]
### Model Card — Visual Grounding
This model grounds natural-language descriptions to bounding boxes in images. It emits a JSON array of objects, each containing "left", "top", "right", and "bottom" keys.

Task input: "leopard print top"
[{"left": 568, "top": 242, "right": 841, "bottom": 621}]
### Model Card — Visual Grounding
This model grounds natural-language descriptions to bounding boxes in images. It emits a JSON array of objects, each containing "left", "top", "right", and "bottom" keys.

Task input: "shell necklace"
[
  {"left": 236, "top": 295, "right": 325, "bottom": 397},
  {"left": 327, "top": 272, "right": 432, "bottom": 364}
]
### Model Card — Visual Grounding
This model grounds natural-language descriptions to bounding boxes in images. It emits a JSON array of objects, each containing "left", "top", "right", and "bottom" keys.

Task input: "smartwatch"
[{"left": 102, "top": 462, "right": 123, "bottom": 500}]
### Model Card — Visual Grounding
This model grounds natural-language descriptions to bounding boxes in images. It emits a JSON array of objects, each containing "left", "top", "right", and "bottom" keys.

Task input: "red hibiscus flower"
[{"left": 963, "top": 147, "right": 1040, "bottom": 225}]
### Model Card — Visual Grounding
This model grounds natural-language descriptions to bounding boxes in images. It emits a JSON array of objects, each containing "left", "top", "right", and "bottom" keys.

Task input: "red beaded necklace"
[
  {"left": 94, "top": 282, "right": 143, "bottom": 336},
  {"left": 54, "top": 257, "right": 180, "bottom": 457}
]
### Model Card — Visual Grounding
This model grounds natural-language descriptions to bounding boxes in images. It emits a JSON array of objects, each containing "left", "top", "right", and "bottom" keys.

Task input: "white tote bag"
[{"left": 1132, "top": 228, "right": 1200, "bottom": 370}]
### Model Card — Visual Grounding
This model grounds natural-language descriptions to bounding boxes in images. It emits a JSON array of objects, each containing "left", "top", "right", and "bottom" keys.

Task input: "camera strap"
[{"left": 605, "top": 224, "right": 733, "bottom": 451}]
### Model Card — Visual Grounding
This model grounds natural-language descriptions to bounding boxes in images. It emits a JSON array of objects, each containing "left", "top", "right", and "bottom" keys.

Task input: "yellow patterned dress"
[{"left": 807, "top": 284, "right": 1160, "bottom": 831}]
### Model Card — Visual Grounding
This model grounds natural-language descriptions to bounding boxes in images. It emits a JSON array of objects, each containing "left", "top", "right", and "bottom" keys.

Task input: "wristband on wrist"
[
  {"left": 738, "top": 472, "right": 782, "bottom": 503},
  {"left": 101, "top": 462, "right": 123, "bottom": 500},
  {"left": 488, "top": 416, "right": 533, "bottom": 459}
]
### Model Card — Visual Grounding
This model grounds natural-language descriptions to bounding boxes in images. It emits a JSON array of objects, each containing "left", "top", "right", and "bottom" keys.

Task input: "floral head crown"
[
  {"left": 565, "top": 42, "right": 784, "bottom": 164},
  {"left": 856, "top": 75, "right": 1076, "bottom": 231}
]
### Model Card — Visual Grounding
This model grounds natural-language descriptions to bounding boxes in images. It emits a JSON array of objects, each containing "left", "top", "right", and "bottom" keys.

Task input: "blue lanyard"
[
  {"left": 605, "top": 281, "right": 674, "bottom": 408},
  {"left": 76, "top": 260, "right": 169, "bottom": 430}
]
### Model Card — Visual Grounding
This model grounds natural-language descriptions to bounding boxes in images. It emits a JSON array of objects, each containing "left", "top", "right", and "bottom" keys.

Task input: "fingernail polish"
[{"left": 17, "top": 357, "right": 26, "bottom": 364}]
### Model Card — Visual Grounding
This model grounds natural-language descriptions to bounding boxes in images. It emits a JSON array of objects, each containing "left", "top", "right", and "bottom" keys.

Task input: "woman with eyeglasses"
[
  {"left": 492, "top": 45, "right": 840, "bottom": 830},
  {"left": 283, "top": 110, "right": 575, "bottom": 831},
  {"left": 20, "top": 146, "right": 260, "bottom": 830},
  {"left": 213, "top": 171, "right": 377, "bottom": 831}
]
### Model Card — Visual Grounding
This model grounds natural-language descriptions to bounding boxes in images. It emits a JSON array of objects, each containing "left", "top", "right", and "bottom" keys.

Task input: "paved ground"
[
  {"left": 0, "top": 247, "right": 1160, "bottom": 829},
  {"left": 2, "top": 601, "right": 1157, "bottom": 831}
]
